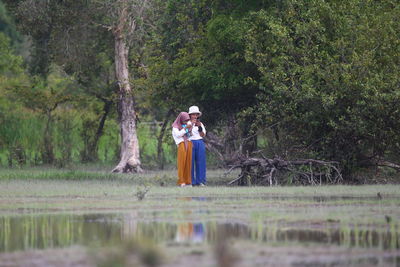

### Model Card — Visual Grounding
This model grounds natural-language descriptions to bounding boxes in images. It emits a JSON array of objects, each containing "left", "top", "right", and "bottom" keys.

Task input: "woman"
[
  {"left": 188, "top": 106, "right": 207, "bottom": 186},
  {"left": 172, "top": 112, "right": 193, "bottom": 187}
]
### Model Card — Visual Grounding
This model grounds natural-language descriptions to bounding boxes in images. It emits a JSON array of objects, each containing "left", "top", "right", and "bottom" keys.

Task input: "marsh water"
[
  {"left": 1, "top": 183, "right": 400, "bottom": 267},
  {"left": 1, "top": 213, "right": 399, "bottom": 252}
]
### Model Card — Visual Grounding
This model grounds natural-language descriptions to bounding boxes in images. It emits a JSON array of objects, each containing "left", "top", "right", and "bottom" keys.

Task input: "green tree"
[
  {"left": 11, "top": 66, "right": 76, "bottom": 164},
  {"left": 146, "top": 0, "right": 264, "bottom": 163},
  {"left": 244, "top": 0, "right": 400, "bottom": 175},
  {"left": 0, "top": 32, "right": 36, "bottom": 166},
  {"left": 92, "top": 0, "right": 153, "bottom": 173},
  {"left": 0, "top": 0, "right": 22, "bottom": 47},
  {"left": 4, "top": 0, "right": 149, "bottom": 169}
]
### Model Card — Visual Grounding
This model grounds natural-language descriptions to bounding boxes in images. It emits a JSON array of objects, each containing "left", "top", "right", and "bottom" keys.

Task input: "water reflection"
[
  {"left": 172, "top": 195, "right": 399, "bottom": 202},
  {"left": 0, "top": 214, "right": 399, "bottom": 252},
  {"left": 175, "top": 223, "right": 205, "bottom": 243}
]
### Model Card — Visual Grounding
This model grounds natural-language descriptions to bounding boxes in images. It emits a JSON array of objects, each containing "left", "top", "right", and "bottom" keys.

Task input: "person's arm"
[
  {"left": 199, "top": 123, "right": 206, "bottom": 137},
  {"left": 172, "top": 127, "right": 187, "bottom": 138}
]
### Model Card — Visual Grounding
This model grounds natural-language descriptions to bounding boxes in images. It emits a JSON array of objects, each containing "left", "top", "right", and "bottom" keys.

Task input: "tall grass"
[{"left": 0, "top": 104, "right": 179, "bottom": 168}]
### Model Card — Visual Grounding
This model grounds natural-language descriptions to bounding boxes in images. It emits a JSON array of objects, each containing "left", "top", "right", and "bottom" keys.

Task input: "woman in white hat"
[
  {"left": 172, "top": 112, "right": 193, "bottom": 187},
  {"left": 188, "top": 106, "right": 207, "bottom": 186}
]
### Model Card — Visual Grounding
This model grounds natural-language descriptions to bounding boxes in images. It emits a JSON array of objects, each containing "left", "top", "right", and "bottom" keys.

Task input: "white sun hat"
[{"left": 188, "top": 106, "right": 202, "bottom": 117}]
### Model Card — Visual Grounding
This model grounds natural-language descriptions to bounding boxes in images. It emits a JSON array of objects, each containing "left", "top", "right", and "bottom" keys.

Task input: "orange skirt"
[{"left": 177, "top": 141, "right": 192, "bottom": 185}]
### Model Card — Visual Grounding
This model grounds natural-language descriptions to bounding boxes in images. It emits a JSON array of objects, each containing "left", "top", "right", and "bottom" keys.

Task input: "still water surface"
[{"left": 0, "top": 213, "right": 399, "bottom": 252}]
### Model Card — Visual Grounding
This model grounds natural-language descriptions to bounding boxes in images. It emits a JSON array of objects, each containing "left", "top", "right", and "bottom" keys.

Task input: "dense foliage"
[
  {"left": 244, "top": 0, "right": 400, "bottom": 174},
  {"left": 1, "top": 0, "right": 399, "bottom": 180}
]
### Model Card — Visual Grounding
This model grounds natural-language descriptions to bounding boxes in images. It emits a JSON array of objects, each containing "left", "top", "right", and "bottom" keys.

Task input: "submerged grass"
[
  {"left": 1, "top": 167, "right": 400, "bottom": 231},
  {"left": 0, "top": 179, "right": 399, "bottom": 226},
  {"left": 1, "top": 168, "right": 400, "bottom": 267},
  {"left": 1, "top": 179, "right": 400, "bottom": 198}
]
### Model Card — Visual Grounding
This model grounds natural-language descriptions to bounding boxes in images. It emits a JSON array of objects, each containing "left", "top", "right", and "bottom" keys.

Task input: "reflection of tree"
[
  {"left": 122, "top": 212, "right": 138, "bottom": 240},
  {"left": 2, "top": 214, "right": 398, "bottom": 252},
  {"left": 0, "top": 215, "right": 86, "bottom": 251}
]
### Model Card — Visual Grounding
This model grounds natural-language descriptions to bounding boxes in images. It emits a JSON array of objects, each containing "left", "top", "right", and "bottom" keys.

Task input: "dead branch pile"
[{"left": 227, "top": 157, "right": 343, "bottom": 186}]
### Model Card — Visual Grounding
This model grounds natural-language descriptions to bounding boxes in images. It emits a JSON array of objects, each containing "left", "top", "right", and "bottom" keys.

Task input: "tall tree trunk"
[
  {"left": 241, "top": 120, "right": 257, "bottom": 157},
  {"left": 112, "top": 35, "right": 142, "bottom": 173},
  {"left": 42, "top": 111, "right": 54, "bottom": 164},
  {"left": 91, "top": 100, "right": 112, "bottom": 160},
  {"left": 82, "top": 99, "right": 112, "bottom": 162}
]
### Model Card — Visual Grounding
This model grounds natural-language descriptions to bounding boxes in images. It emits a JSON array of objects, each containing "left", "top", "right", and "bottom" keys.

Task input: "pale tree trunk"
[{"left": 112, "top": 34, "right": 143, "bottom": 173}]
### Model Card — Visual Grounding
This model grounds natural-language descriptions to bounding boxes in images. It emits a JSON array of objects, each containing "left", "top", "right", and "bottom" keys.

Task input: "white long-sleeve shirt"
[
  {"left": 189, "top": 123, "right": 206, "bottom": 141},
  {"left": 172, "top": 127, "right": 189, "bottom": 145}
]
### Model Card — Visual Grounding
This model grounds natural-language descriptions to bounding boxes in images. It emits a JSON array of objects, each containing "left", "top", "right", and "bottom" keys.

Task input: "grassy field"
[{"left": 0, "top": 167, "right": 399, "bottom": 266}]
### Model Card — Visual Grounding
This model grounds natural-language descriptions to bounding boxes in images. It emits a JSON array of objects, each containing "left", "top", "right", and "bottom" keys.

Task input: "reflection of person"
[
  {"left": 172, "top": 112, "right": 193, "bottom": 187},
  {"left": 175, "top": 222, "right": 205, "bottom": 243},
  {"left": 193, "top": 223, "right": 205, "bottom": 243},
  {"left": 188, "top": 106, "right": 207, "bottom": 186},
  {"left": 175, "top": 222, "right": 194, "bottom": 242}
]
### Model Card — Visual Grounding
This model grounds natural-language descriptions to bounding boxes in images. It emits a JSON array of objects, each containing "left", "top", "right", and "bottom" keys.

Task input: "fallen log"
[{"left": 227, "top": 157, "right": 343, "bottom": 186}]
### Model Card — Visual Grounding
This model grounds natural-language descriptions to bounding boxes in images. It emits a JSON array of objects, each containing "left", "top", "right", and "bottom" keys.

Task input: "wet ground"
[{"left": 0, "top": 180, "right": 399, "bottom": 266}]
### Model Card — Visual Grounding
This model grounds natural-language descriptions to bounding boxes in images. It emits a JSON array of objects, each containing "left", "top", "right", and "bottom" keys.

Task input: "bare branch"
[
  {"left": 228, "top": 157, "right": 343, "bottom": 186},
  {"left": 376, "top": 160, "right": 400, "bottom": 172}
]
